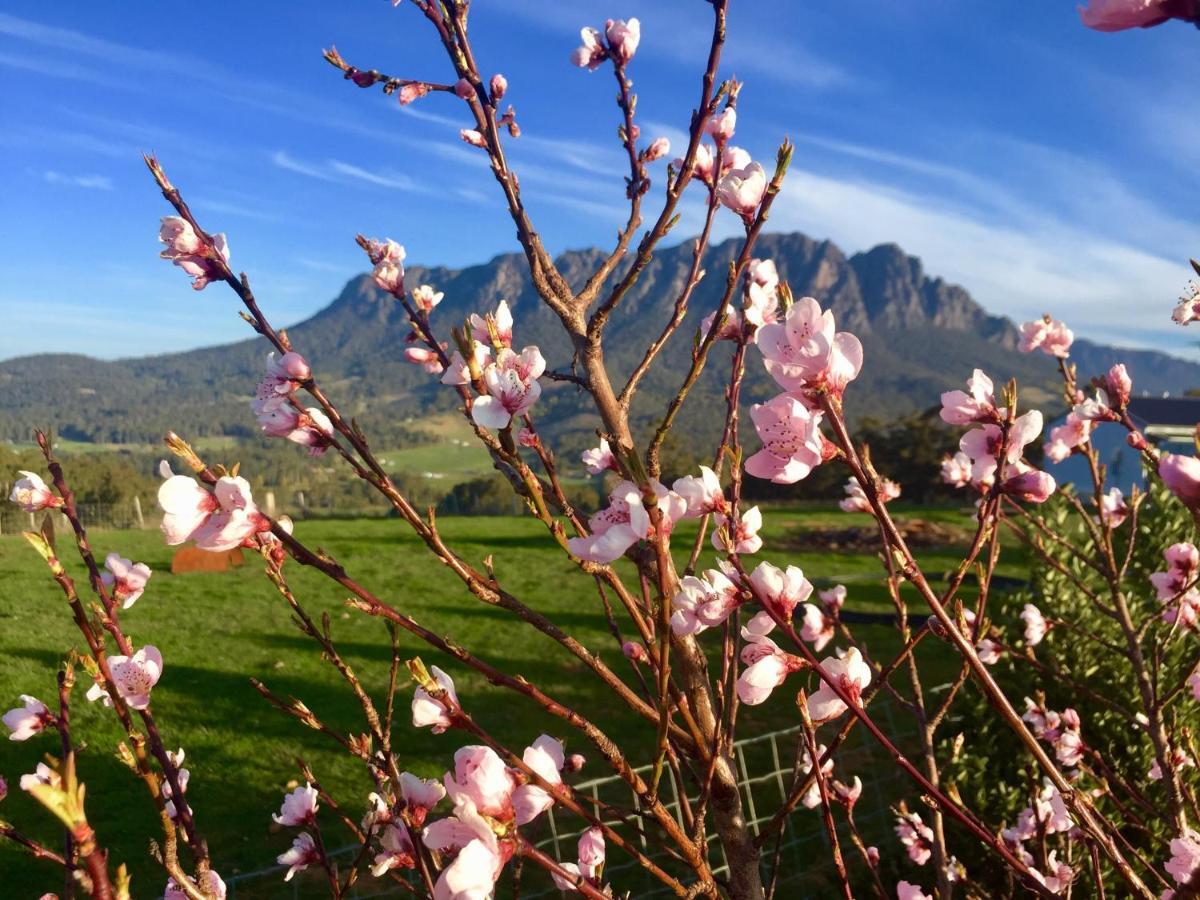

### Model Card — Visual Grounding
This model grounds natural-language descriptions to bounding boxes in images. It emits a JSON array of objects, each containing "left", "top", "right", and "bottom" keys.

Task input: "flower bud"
[
  {"left": 454, "top": 77, "right": 475, "bottom": 100},
  {"left": 489, "top": 73, "right": 508, "bottom": 101},
  {"left": 1105, "top": 363, "right": 1131, "bottom": 408}
]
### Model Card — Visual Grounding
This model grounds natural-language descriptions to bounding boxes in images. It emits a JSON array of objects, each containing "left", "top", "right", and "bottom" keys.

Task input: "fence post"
[{"left": 133, "top": 495, "right": 145, "bottom": 529}]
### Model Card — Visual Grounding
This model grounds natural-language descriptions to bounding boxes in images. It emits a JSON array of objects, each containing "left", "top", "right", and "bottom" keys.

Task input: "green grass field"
[{"left": 0, "top": 506, "right": 1022, "bottom": 895}]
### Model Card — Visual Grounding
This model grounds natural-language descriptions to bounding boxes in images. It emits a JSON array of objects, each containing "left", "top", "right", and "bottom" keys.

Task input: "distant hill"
[{"left": 2, "top": 232, "right": 1197, "bottom": 451}]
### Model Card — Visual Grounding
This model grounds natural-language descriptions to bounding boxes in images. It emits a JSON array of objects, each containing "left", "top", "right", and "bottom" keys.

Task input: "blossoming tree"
[{"left": 5, "top": 2, "right": 1200, "bottom": 898}]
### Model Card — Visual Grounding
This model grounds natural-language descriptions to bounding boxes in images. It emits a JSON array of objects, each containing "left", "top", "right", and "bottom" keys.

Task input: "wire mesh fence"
[{"left": 226, "top": 707, "right": 919, "bottom": 899}]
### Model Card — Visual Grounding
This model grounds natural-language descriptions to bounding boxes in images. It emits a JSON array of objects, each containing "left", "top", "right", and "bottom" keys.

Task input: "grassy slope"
[{"left": 0, "top": 507, "right": 1020, "bottom": 895}]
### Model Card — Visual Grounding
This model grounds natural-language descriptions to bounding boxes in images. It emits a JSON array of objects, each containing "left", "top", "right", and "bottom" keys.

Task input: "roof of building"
[{"left": 1128, "top": 395, "right": 1200, "bottom": 428}]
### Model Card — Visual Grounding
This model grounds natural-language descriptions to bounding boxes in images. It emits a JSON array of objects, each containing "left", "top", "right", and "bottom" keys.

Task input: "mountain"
[{"left": 2, "top": 232, "right": 1197, "bottom": 451}]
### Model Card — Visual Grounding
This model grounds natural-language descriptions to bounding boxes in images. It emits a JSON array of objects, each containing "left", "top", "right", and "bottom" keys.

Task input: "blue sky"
[{"left": 3, "top": 2, "right": 1199, "bottom": 361}]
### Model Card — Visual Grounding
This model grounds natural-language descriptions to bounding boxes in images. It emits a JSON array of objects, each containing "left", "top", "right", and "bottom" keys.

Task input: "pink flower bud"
[
  {"left": 460, "top": 129, "right": 488, "bottom": 149},
  {"left": 1079, "top": 0, "right": 1199, "bottom": 32},
  {"left": 716, "top": 161, "right": 767, "bottom": 221},
  {"left": 643, "top": 137, "right": 670, "bottom": 162},
  {"left": 604, "top": 18, "right": 641, "bottom": 64},
  {"left": 1127, "top": 430, "right": 1148, "bottom": 450},
  {"left": 622, "top": 641, "right": 649, "bottom": 664},
  {"left": 398, "top": 83, "right": 431, "bottom": 105},
  {"left": 705, "top": 107, "right": 737, "bottom": 144},
  {"left": 517, "top": 427, "right": 538, "bottom": 448},
  {"left": 572, "top": 26, "right": 607, "bottom": 70},
  {"left": 489, "top": 74, "right": 508, "bottom": 101},
  {"left": 1160, "top": 453, "right": 1200, "bottom": 509},
  {"left": 564, "top": 753, "right": 586, "bottom": 773},
  {"left": 1105, "top": 363, "right": 1132, "bottom": 408},
  {"left": 454, "top": 77, "right": 475, "bottom": 100},
  {"left": 346, "top": 68, "right": 380, "bottom": 88}
]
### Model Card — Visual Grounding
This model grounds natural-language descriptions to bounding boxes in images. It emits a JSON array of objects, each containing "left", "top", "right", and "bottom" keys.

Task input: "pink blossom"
[
  {"left": 831, "top": 776, "right": 862, "bottom": 807},
  {"left": 705, "top": 108, "right": 737, "bottom": 144},
  {"left": 516, "top": 427, "right": 538, "bottom": 448},
  {"left": 443, "top": 746, "right": 517, "bottom": 819},
  {"left": 1106, "top": 363, "right": 1132, "bottom": 408},
  {"left": 1160, "top": 453, "right": 1200, "bottom": 509},
  {"left": 673, "top": 466, "right": 727, "bottom": 518},
  {"left": 441, "top": 341, "right": 492, "bottom": 386},
  {"left": 737, "top": 634, "right": 799, "bottom": 705},
  {"left": 799, "top": 604, "right": 835, "bottom": 652},
  {"left": 976, "top": 637, "right": 1002, "bottom": 665},
  {"left": 412, "top": 665, "right": 459, "bottom": 734},
  {"left": 400, "top": 772, "right": 446, "bottom": 826},
  {"left": 371, "top": 823, "right": 416, "bottom": 876},
  {"left": 1098, "top": 487, "right": 1128, "bottom": 527},
  {"left": 454, "top": 77, "right": 475, "bottom": 100},
  {"left": 716, "top": 161, "right": 767, "bottom": 221},
  {"left": 1166, "top": 830, "right": 1200, "bottom": 885},
  {"left": 567, "top": 480, "right": 685, "bottom": 564},
  {"left": 1055, "top": 729, "right": 1085, "bottom": 767},
  {"left": 940, "top": 369, "right": 999, "bottom": 425},
  {"left": 750, "top": 560, "right": 814, "bottom": 622},
  {"left": 20, "top": 762, "right": 60, "bottom": 792},
  {"left": 1073, "top": 390, "right": 1117, "bottom": 423},
  {"left": 431, "top": 832, "right": 504, "bottom": 900},
  {"left": 959, "top": 410, "right": 1043, "bottom": 488},
  {"left": 671, "top": 569, "right": 743, "bottom": 635},
  {"left": 838, "top": 476, "right": 900, "bottom": 513},
  {"left": 361, "top": 237, "right": 406, "bottom": 296},
  {"left": 253, "top": 399, "right": 335, "bottom": 455},
  {"left": 565, "top": 753, "right": 586, "bottom": 773},
  {"left": 797, "top": 742, "right": 834, "bottom": 809},
  {"left": 744, "top": 394, "right": 826, "bottom": 484},
  {"left": 278, "top": 832, "right": 319, "bottom": 881},
  {"left": 622, "top": 641, "right": 648, "bottom": 663},
  {"left": 571, "top": 26, "right": 607, "bottom": 70},
  {"left": 1044, "top": 413, "right": 1092, "bottom": 463},
  {"left": 604, "top": 18, "right": 640, "bottom": 64},
  {"left": 161, "top": 747, "right": 189, "bottom": 821},
  {"left": 471, "top": 346, "right": 546, "bottom": 430},
  {"left": 9, "top": 471, "right": 61, "bottom": 512},
  {"left": 405, "top": 346, "right": 445, "bottom": 374},
  {"left": 941, "top": 452, "right": 972, "bottom": 488},
  {"left": 642, "top": 137, "right": 670, "bottom": 162},
  {"left": 489, "top": 74, "right": 508, "bottom": 101},
  {"left": 1152, "top": 542, "right": 1200, "bottom": 599},
  {"left": 470, "top": 300, "right": 514, "bottom": 348},
  {"left": 1079, "top": 0, "right": 1199, "bottom": 31},
  {"left": 744, "top": 281, "right": 781, "bottom": 331},
  {"left": 511, "top": 734, "right": 564, "bottom": 825},
  {"left": 551, "top": 827, "right": 606, "bottom": 892},
  {"left": 1030, "top": 853, "right": 1075, "bottom": 894},
  {"left": 460, "top": 129, "right": 488, "bottom": 149},
  {"left": 159, "top": 474, "right": 266, "bottom": 552},
  {"left": 274, "top": 782, "right": 319, "bottom": 826},
  {"left": 757, "top": 297, "right": 863, "bottom": 398},
  {"left": 165, "top": 871, "right": 226, "bottom": 900},
  {"left": 1020, "top": 604, "right": 1048, "bottom": 646},
  {"left": 1018, "top": 316, "right": 1074, "bottom": 358},
  {"left": 820, "top": 585, "right": 846, "bottom": 612},
  {"left": 749, "top": 258, "right": 779, "bottom": 290},
  {"left": 581, "top": 439, "right": 617, "bottom": 475},
  {"left": 159, "top": 216, "right": 229, "bottom": 290},
  {"left": 411, "top": 284, "right": 444, "bottom": 314},
  {"left": 1190, "top": 670, "right": 1200, "bottom": 701},
  {"left": 714, "top": 506, "right": 763, "bottom": 554},
  {"left": 895, "top": 811, "right": 935, "bottom": 866},
  {"left": 398, "top": 82, "right": 431, "bottom": 105},
  {"left": 86, "top": 645, "right": 162, "bottom": 711},
  {"left": 99, "top": 553, "right": 152, "bottom": 609},
  {"left": 4, "top": 695, "right": 52, "bottom": 741},
  {"left": 806, "top": 647, "right": 871, "bottom": 722},
  {"left": 897, "top": 882, "right": 933, "bottom": 900},
  {"left": 1174, "top": 281, "right": 1200, "bottom": 325},
  {"left": 1002, "top": 464, "right": 1057, "bottom": 504},
  {"left": 1150, "top": 748, "right": 1195, "bottom": 781}
]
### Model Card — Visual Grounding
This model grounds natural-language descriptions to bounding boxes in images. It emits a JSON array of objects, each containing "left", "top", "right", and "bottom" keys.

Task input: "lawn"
[{"left": 0, "top": 505, "right": 1024, "bottom": 896}]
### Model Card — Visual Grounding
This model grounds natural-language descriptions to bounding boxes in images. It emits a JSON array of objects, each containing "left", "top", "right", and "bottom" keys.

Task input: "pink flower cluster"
[
  {"left": 362, "top": 237, "right": 407, "bottom": 297},
  {"left": 895, "top": 810, "right": 935, "bottom": 865},
  {"left": 838, "top": 476, "right": 900, "bottom": 513},
  {"left": 702, "top": 258, "right": 782, "bottom": 342},
  {"left": 1018, "top": 316, "right": 1073, "bottom": 358},
  {"left": 1022, "top": 698, "right": 1084, "bottom": 767},
  {"left": 571, "top": 18, "right": 640, "bottom": 69},
  {"left": 1151, "top": 542, "right": 1200, "bottom": 629},
  {"left": 251, "top": 351, "right": 333, "bottom": 455},
  {"left": 550, "top": 827, "right": 606, "bottom": 893},
  {"left": 159, "top": 472, "right": 270, "bottom": 552},
  {"left": 568, "top": 478, "right": 685, "bottom": 564},
  {"left": 158, "top": 216, "right": 229, "bottom": 291}
]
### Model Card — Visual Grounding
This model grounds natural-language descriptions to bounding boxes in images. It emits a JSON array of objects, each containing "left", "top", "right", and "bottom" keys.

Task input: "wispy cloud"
[
  {"left": 43, "top": 170, "right": 113, "bottom": 190},
  {"left": 272, "top": 151, "right": 448, "bottom": 197},
  {"left": 328, "top": 160, "right": 419, "bottom": 191},
  {"left": 271, "top": 150, "right": 335, "bottom": 182}
]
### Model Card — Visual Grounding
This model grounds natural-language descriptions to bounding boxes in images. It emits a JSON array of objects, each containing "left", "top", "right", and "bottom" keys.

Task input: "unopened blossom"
[
  {"left": 744, "top": 394, "right": 826, "bottom": 484},
  {"left": 820, "top": 585, "right": 847, "bottom": 612},
  {"left": 567, "top": 480, "right": 685, "bottom": 564},
  {"left": 516, "top": 427, "right": 538, "bottom": 448},
  {"left": 1018, "top": 316, "right": 1074, "bottom": 358},
  {"left": 1002, "top": 464, "right": 1057, "bottom": 504},
  {"left": 796, "top": 742, "right": 833, "bottom": 809},
  {"left": 551, "top": 826, "right": 606, "bottom": 892},
  {"left": 895, "top": 811, "right": 935, "bottom": 865},
  {"left": 454, "top": 77, "right": 475, "bottom": 100},
  {"left": 757, "top": 296, "right": 864, "bottom": 398},
  {"left": 471, "top": 346, "right": 545, "bottom": 430},
  {"left": 838, "top": 476, "right": 900, "bottom": 513},
  {"left": 976, "top": 637, "right": 1002, "bottom": 665},
  {"left": 1106, "top": 363, "right": 1132, "bottom": 408},
  {"left": 257, "top": 351, "right": 311, "bottom": 399},
  {"left": 671, "top": 569, "right": 743, "bottom": 636},
  {"left": 489, "top": 74, "right": 508, "bottom": 101},
  {"left": 714, "top": 506, "right": 763, "bottom": 555},
  {"left": 565, "top": 753, "right": 586, "bottom": 773},
  {"left": 274, "top": 782, "right": 319, "bottom": 826},
  {"left": 940, "top": 369, "right": 999, "bottom": 425},
  {"left": 941, "top": 451, "right": 972, "bottom": 488},
  {"left": 1174, "top": 281, "right": 1200, "bottom": 325},
  {"left": 737, "top": 633, "right": 801, "bottom": 705},
  {"left": 165, "top": 871, "right": 226, "bottom": 900},
  {"left": 799, "top": 603, "right": 835, "bottom": 651},
  {"left": 1165, "top": 829, "right": 1200, "bottom": 886},
  {"left": 159, "top": 216, "right": 229, "bottom": 290},
  {"left": 750, "top": 560, "right": 814, "bottom": 623},
  {"left": 1098, "top": 487, "right": 1129, "bottom": 527},
  {"left": 673, "top": 466, "right": 727, "bottom": 518},
  {"left": 398, "top": 82, "right": 431, "bottom": 105},
  {"left": 371, "top": 823, "right": 416, "bottom": 876},
  {"left": 605, "top": 17, "right": 640, "bottom": 64},
  {"left": 278, "top": 832, "right": 319, "bottom": 881},
  {"left": 571, "top": 26, "right": 607, "bottom": 69},
  {"left": 622, "top": 641, "right": 648, "bottom": 663},
  {"left": 1080, "top": 0, "right": 1200, "bottom": 31},
  {"left": 20, "top": 762, "right": 60, "bottom": 792},
  {"left": 397, "top": 772, "right": 446, "bottom": 828},
  {"left": 716, "top": 161, "right": 767, "bottom": 221},
  {"left": 460, "top": 129, "right": 488, "bottom": 149},
  {"left": 1160, "top": 453, "right": 1200, "bottom": 510},
  {"left": 411, "top": 284, "right": 444, "bottom": 313},
  {"left": 806, "top": 647, "right": 871, "bottom": 722},
  {"left": 159, "top": 474, "right": 267, "bottom": 552},
  {"left": 4, "top": 695, "right": 52, "bottom": 741},
  {"left": 705, "top": 107, "right": 737, "bottom": 144},
  {"left": 511, "top": 734, "right": 565, "bottom": 825},
  {"left": 897, "top": 882, "right": 933, "bottom": 900},
  {"left": 581, "top": 438, "right": 616, "bottom": 475},
  {"left": 1043, "top": 412, "right": 1092, "bottom": 463},
  {"left": 470, "top": 300, "right": 515, "bottom": 348},
  {"left": 86, "top": 645, "right": 163, "bottom": 711},
  {"left": 1020, "top": 604, "right": 1048, "bottom": 646},
  {"left": 642, "top": 137, "right": 670, "bottom": 162},
  {"left": 412, "top": 665, "right": 459, "bottom": 734},
  {"left": 405, "top": 346, "right": 445, "bottom": 374},
  {"left": 9, "top": 471, "right": 61, "bottom": 512},
  {"left": 162, "top": 747, "right": 189, "bottom": 821}
]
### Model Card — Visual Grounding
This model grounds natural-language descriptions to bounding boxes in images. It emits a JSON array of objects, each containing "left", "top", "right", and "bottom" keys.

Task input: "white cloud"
[{"left": 43, "top": 170, "right": 113, "bottom": 190}]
